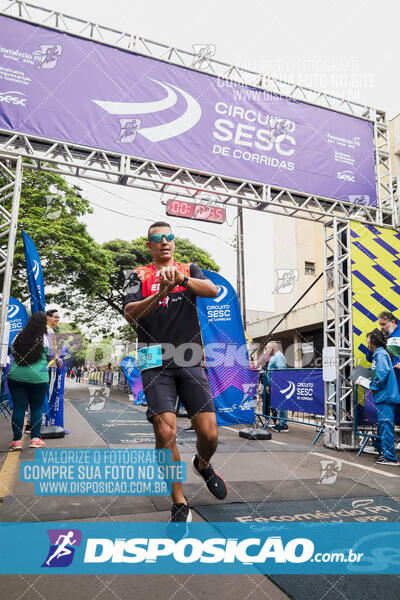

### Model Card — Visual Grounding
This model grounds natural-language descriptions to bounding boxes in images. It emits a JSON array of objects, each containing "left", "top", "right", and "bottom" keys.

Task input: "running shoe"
[
  {"left": 362, "top": 445, "right": 380, "bottom": 455},
  {"left": 164, "top": 501, "right": 192, "bottom": 541},
  {"left": 271, "top": 425, "right": 290, "bottom": 433},
  {"left": 9, "top": 440, "right": 22, "bottom": 451},
  {"left": 29, "top": 438, "right": 46, "bottom": 448},
  {"left": 192, "top": 455, "right": 227, "bottom": 500},
  {"left": 169, "top": 502, "right": 192, "bottom": 523},
  {"left": 375, "top": 456, "right": 400, "bottom": 466}
]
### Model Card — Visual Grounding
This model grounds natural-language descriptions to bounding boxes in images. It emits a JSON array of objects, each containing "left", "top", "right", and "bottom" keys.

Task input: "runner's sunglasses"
[{"left": 149, "top": 233, "right": 175, "bottom": 243}]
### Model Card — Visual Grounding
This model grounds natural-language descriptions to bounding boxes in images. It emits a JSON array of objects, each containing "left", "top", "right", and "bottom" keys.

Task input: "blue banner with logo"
[
  {"left": 196, "top": 271, "right": 257, "bottom": 426},
  {"left": 120, "top": 356, "right": 146, "bottom": 405},
  {"left": 21, "top": 230, "right": 45, "bottom": 314},
  {"left": 0, "top": 521, "right": 399, "bottom": 574},
  {"left": 2, "top": 297, "right": 29, "bottom": 409},
  {"left": 271, "top": 369, "right": 324, "bottom": 415},
  {"left": 7, "top": 296, "right": 29, "bottom": 345}
]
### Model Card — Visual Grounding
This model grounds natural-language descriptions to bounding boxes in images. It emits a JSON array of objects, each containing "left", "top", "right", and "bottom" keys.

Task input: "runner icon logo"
[
  {"left": 118, "top": 118, "right": 142, "bottom": 142},
  {"left": 42, "top": 529, "right": 82, "bottom": 568},
  {"left": 86, "top": 386, "right": 110, "bottom": 411},
  {"left": 318, "top": 460, "right": 342, "bottom": 485},
  {"left": 33, "top": 45, "right": 62, "bottom": 69},
  {"left": 273, "top": 269, "right": 298, "bottom": 294}
]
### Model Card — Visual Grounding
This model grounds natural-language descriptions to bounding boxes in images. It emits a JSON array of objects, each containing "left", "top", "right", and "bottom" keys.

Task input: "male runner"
[{"left": 123, "top": 221, "right": 228, "bottom": 522}]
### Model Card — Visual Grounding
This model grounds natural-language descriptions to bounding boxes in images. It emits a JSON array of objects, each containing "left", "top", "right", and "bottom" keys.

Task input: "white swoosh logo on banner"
[
  {"left": 280, "top": 381, "right": 296, "bottom": 399},
  {"left": 7, "top": 305, "right": 19, "bottom": 318},
  {"left": 139, "top": 82, "right": 201, "bottom": 142},
  {"left": 92, "top": 79, "right": 201, "bottom": 142},
  {"left": 93, "top": 79, "right": 178, "bottom": 115},
  {"left": 213, "top": 285, "right": 228, "bottom": 303},
  {"left": 32, "top": 260, "right": 40, "bottom": 281}
]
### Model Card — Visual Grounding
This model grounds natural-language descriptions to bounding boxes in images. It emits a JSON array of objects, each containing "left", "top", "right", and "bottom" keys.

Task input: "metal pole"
[
  {"left": 239, "top": 206, "right": 246, "bottom": 327},
  {"left": 236, "top": 209, "right": 241, "bottom": 314},
  {"left": 0, "top": 156, "right": 23, "bottom": 366}
]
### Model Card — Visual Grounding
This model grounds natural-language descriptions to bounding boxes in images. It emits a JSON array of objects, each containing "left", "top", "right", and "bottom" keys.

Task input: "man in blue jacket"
[
  {"left": 366, "top": 312, "right": 400, "bottom": 381},
  {"left": 357, "top": 329, "right": 400, "bottom": 465},
  {"left": 377, "top": 311, "right": 400, "bottom": 380},
  {"left": 266, "top": 341, "right": 289, "bottom": 432}
]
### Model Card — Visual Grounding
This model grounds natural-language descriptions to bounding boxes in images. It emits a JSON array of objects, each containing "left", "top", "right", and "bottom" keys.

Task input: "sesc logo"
[
  {"left": 213, "top": 285, "right": 228, "bottom": 303},
  {"left": 93, "top": 78, "right": 201, "bottom": 142},
  {"left": 0, "top": 90, "right": 27, "bottom": 107},
  {"left": 32, "top": 260, "right": 40, "bottom": 281},
  {"left": 337, "top": 170, "right": 355, "bottom": 183},
  {"left": 7, "top": 304, "right": 19, "bottom": 319},
  {"left": 280, "top": 381, "right": 296, "bottom": 400}
]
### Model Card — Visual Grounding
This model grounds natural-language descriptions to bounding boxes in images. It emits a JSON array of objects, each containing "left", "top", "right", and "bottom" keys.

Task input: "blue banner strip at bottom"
[{"left": 1, "top": 522, "right": 400, "bottom": 574}]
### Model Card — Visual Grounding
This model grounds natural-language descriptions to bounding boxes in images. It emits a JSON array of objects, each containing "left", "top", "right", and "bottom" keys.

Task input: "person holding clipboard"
[{"left": 356, "top": 329, "right": 400, "bottom": 466}]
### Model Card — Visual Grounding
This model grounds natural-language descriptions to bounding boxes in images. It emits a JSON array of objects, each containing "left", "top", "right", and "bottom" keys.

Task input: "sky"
[{"left": 10, "top": 0, "right": 400, "bottom": 314}]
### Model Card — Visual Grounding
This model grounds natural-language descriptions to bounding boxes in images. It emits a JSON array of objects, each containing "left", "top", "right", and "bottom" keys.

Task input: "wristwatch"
[{"left": 181, "top": 275, "right": 188, "bottom": 287}]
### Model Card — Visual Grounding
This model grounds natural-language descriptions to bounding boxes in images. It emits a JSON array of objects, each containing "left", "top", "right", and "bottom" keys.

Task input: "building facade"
[{"left": 247, "top": 114, "right": 399, "bottom": 367}]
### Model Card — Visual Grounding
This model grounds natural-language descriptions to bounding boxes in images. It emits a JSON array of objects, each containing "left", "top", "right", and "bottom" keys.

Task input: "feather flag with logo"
[
  {"left": 5, "top": 296, "right": 29, "bottom": 345},
  {"left": 196, "top": 271, "right": 258, "bottom": 426},
  {"left": 120, "top": 356, "right": 146, "bottom": 405},
  {"left": 21, "top": 230, "right": 45, "bottom": 314}
]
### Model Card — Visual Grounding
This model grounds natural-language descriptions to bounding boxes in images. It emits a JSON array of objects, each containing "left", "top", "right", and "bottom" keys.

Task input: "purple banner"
[
  {"left": 356, "top": 390, "right": 400, "bottom": 426},
  {"left": 270, "top": 369, "right": 324, "bottom": 415},
  {"left": 0, "top": 16, "right": 376, "bottom": 205}
]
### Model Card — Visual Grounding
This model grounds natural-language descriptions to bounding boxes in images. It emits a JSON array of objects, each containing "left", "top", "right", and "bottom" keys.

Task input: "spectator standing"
[
  {"left": 357, "top": 329, "right": 400, "bottom": 466},
  {"left": 8, "top": 312, "right": 50, "bottom": 449},
  {"left": 266, "top": 341, "right": 289, "bottom": 432}
]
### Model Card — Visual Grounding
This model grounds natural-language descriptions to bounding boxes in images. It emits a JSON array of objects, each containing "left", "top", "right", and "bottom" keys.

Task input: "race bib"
[{"left": 137, "top": 345, "right": 162, "bottom": 371}]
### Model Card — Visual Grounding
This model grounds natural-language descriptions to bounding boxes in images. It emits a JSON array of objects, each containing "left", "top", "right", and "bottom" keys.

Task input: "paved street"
[{"left": 0, "top": 379, "right": 399, "bottom": 599}]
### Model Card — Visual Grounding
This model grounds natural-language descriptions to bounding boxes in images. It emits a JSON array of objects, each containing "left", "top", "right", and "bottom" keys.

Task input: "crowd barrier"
[
  {"left": 256, "top": 368, "right": 325, "bottom": 444},
  {"left": 86, "top": 369, "right": 130, "bottom": 394},
  {"left": 354, "top": 386, "right": 400, "bottom": 455},
  {"left": 80, "top": 368, "right": 400, "bottom": 453}
]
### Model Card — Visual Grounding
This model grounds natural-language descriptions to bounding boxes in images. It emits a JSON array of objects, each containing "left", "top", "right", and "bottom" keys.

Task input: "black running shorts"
[{"left": 141, "top": 366, "right": 215, "bottom": 422}]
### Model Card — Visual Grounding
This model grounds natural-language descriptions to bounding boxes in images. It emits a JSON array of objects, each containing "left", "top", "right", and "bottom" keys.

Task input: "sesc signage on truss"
[{"left": 0, "top": 15, "right": 376, "bottom": 206}]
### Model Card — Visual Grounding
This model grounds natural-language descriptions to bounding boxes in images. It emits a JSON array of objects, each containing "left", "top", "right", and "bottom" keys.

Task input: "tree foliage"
[{"left": 7, "top": 170, "right": 113, "bottom": 305}]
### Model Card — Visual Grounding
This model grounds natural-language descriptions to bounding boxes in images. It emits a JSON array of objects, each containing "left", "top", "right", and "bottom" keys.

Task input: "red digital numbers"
[{"left": 166, "top": 198, "right": 225, "bottom": 224}]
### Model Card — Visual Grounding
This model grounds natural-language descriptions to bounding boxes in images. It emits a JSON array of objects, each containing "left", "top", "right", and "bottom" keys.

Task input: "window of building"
[{"left": 305, "top": 261, "right": 316, "bottom": 275}]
